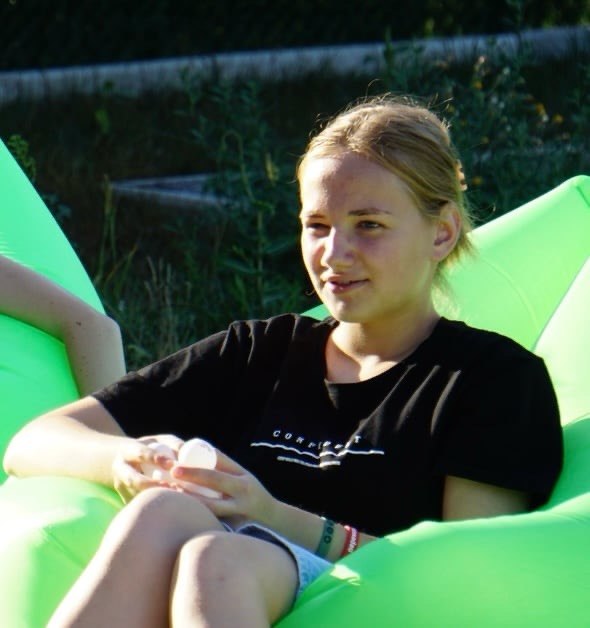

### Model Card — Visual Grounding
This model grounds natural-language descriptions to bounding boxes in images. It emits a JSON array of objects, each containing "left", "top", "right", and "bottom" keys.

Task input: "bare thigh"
[
  {"left": 49, "top": 488, "right": 225, "bottom": 628},
  {"left": 172, "top": 531, "right": 299, "bottom": 626}
]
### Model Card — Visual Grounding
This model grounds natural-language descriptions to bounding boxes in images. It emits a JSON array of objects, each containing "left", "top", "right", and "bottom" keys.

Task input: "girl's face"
[{"left": 299, "top": 151, "right": 452, "bottom": 328}]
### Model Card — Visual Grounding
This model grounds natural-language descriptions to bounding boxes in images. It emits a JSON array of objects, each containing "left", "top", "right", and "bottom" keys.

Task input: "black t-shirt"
[{"left": 94, "top": 314, "right": 563, "bottom": 536}]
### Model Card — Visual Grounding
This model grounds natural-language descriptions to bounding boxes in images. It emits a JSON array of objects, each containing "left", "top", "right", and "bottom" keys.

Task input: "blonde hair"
[{"left": 297, "top": 95, "right": 474, "bottom": 270}]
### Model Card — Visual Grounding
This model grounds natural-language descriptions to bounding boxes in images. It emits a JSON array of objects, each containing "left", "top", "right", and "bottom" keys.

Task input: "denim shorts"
[{"left": 227, "top": 522, "right": 331, "bottom": 597}]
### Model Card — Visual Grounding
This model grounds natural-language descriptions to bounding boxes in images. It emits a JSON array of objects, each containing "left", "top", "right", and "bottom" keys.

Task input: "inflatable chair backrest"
[
  {"left": 0, "top": 140, "right": 103, "bottom": 307},
  {"left": 0, "top": 139, "right": 104, "bottom": 478},
  {"left": 534, "top": 257, "right": 590, "bottom": 426},
  {"left": 437, "top": 175, "right": 590, "bottom": 353},
  {"left": 439, "top": 175, "right": 590, "bottom": 427}
]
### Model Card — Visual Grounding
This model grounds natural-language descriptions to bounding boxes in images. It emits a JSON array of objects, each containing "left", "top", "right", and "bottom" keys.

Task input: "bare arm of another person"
[
  {"left": 443, "top": 475, "right": 529, "bottom": 519},
  {"left": 0, "top": 255, "right": 126, "bottom": 395}
]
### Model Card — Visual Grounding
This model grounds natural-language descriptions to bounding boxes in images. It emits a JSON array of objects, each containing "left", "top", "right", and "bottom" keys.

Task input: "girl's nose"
[{"left": 321, "top": 228, "right": 354, "bottom": 268}]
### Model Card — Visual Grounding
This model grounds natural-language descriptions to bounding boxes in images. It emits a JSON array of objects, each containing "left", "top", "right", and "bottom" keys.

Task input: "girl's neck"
[{"left": 326, "top": 308, "right": 440, "bottom": 383}]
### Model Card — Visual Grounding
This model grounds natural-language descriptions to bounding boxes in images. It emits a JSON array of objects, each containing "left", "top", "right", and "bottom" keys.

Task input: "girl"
[{"left": 4, "top": 95, "right": 562, "bottom": 627}]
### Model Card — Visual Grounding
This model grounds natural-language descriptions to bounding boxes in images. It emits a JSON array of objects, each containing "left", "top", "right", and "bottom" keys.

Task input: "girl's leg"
[
  {"left": 48, "top": 488, "right": 224, "bottom": 628},
  {"left": 171, "top": 531, "right": 298, "bottom": 628}
]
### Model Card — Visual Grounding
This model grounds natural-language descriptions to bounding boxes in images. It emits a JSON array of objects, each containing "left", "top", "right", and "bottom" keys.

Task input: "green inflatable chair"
[
  {"left": 0, "top": 136, "right": 589, "bottom": 626},
  {"left": 0, "top": 138, "right": 124, "bottom": 626},
  {"left": 0, "top": 139, "right": 104, "bottom": 477}
]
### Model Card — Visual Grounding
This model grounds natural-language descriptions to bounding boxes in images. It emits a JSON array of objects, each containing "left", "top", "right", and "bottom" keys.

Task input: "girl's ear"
[{"left": 432, "top": 203, "right": 461, "bottom": 261}]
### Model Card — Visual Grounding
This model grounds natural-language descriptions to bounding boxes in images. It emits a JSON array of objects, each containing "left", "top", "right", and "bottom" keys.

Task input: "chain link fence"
[{"left": 1, "top": 0, "right": 588, "bottom": 70}]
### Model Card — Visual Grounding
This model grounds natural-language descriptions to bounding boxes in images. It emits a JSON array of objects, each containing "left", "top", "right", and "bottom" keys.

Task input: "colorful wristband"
[
  {"left": 341, "top": 525, "right": 359, "bottom": 557},
  {"left": 316, "top": 517, "right": 335, "bottom": 558}
]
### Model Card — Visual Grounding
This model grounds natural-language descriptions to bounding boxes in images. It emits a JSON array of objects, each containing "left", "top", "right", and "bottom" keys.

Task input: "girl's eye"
[
  {"left": 304, "top": 222, "right": 329, "bottom": 233},
  {"left": 358, "top": 220, "right": 383, "bottom": 230}
]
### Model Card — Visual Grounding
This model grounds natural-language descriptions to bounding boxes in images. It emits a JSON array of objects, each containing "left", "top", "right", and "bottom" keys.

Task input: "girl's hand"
[
  {"left": 170, "top": 449, "right": 279, "bottom": 528},
  {"left": 112, "top": 434, "right": 183, "bottom": 503},
  {"left": 138, "top": 433, "right": 184, "bottom": 456}
]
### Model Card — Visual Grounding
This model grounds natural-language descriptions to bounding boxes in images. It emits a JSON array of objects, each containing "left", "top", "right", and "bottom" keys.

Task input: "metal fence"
[{"left": 1, "top": 0, "right": 588, "bottom": 71}]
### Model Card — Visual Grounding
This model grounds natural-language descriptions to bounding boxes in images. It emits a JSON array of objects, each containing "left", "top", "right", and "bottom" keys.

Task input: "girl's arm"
[
  {"left": 3, "top": 395, "right": 132, "bottom": 485},
  {"left": 171, "top": 453, "right": 529, "bottom": 562},
  {"left": 0, "top": 255, "right": 126, "bottom": 394},
  {"left": 442, "top": 475, "right": 529, "bottom": 519},
  {"left": 170, "top": 450, "right": 378, "bottom": 562},
  {"left": 3, "top": 395, "right": 173, "bottom": 495}
]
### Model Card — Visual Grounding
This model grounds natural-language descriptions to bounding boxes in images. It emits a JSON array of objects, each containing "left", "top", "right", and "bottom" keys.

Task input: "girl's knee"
[
  {"left": 106, "top": 488, "right": 222, "bottom": 548},
  {"left": 176, "top": 532, "right": 298, "bottom": 623},
  {"left": 177, "top": 531, "right": 264, "bottom": 592},
  {"left": 178, "top": 531, "right": 237, "bottom": 574},
  {"left": 179, "top": 532, "right": 297, "bottom": 594}
]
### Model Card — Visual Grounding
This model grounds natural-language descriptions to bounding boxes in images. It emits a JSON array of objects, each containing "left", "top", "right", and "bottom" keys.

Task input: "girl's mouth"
[{"left": 326, "top": 279, "right": 367, "bottom": 293}]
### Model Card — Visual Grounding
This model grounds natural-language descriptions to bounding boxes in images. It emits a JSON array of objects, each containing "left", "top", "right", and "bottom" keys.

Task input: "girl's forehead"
[
  {"left": 300, "top": 152, "right": 391, "bottom": 184},
  {"left": 300, "top": 153, "right": 409, "bottom": 199},
  {"left": 299, "top": 154, "right": 418, "bottom": 217}
]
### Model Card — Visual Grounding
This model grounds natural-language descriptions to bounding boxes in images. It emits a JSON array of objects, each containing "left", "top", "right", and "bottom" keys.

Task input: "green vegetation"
[{"left": 2, "top": 35, "right": 588, "bottom": 369}]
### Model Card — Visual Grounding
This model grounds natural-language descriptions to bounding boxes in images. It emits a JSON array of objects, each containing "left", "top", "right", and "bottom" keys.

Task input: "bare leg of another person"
[
  {"left": 48, "top": 488, "right": 225, "bottom": 628},
  {"left": 171, "top": 532, "right": 298, "bottom": 628}
]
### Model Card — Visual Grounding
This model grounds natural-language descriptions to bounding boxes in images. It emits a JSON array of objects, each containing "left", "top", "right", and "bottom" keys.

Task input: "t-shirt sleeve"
[
  {"left": 436, "top": 345, "right": 563, "bottom": 507},
  {"left": 91, "top": 314, "right": 311, "bottom": 445},
  {"left": 92, "top": 327, "right": 243, "bottom": 439}
]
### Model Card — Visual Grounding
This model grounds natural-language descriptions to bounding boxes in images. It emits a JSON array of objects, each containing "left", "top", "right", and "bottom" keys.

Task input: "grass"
[{"left": 1, "top": 40, "right": 588, "bottom": 369}]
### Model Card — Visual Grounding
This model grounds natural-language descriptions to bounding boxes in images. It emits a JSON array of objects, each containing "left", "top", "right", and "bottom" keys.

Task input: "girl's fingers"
[
  {"left": 112, "top": 443, "right": 175, "bottom": 502},
  {"left": 170, "top": 447, "right": 246, "bottom": 495},
  {"left": 138, "top": 434, "right": 184, "bottom": 456},
  {"left": 155, "top": 434, "right": 184, "bottom": 454},
  {"left": 210, "top": 448, "right": 247, "bottom": 474},
  {"left": 171, "top": 465, "right": 228, "bottom": 491}
]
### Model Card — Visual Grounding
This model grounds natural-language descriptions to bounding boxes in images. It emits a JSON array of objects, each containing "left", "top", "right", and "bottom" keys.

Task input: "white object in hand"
[
  {"left": 142, "top": 442, "right": 176, "bottom": 483},
  {"left": 177, "top": 438, "right": 221, "bottom": 498},
  {"left": 178, "top": 438, "right": 217, "bottom": 468}
]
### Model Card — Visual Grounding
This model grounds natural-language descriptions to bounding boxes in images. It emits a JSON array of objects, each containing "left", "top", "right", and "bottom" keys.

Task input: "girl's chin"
[{"left": 323, "top": 302, "right": 371, "bottom": 323}]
